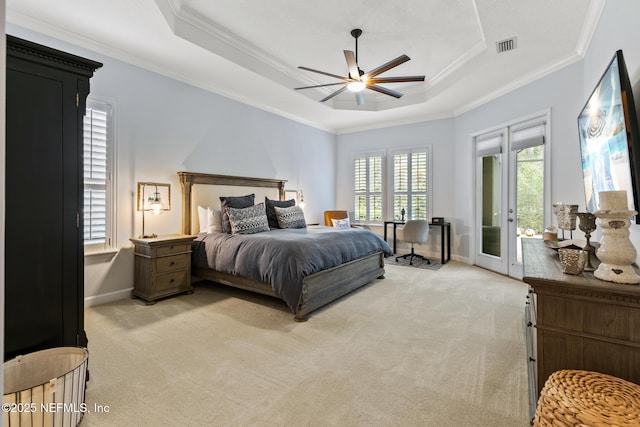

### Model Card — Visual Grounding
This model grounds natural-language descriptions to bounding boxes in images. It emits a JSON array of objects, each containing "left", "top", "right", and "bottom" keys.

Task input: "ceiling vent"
[{"left": 496, "top": 37, "right": 517, "bottom": 54}]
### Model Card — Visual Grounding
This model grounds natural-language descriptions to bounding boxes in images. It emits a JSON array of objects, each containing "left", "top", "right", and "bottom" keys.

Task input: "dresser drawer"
[
  {"left": 154, "top": 270, "right": 188, "bottom": 292},
  {"left": 155, "top": 243, "right": 190, "bottom": 257},
  {"left": 156, "top": 254, "right": 188, "bottom": 273}
]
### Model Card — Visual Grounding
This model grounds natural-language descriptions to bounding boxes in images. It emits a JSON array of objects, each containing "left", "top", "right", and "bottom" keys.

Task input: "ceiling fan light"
[{"left": 347, "top": 81, "right": 366, "bottom": 92}]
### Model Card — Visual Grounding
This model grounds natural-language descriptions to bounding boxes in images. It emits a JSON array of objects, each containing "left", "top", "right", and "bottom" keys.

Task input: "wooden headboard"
[{"left": 178, "top": 172, "right": 287, "bottom": 235}]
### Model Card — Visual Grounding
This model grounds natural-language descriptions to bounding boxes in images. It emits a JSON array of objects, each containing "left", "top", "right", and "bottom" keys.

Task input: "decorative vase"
[
  {"left": 553, "top": 203, "right": 578, "bottom": 239},
  {"left": 558, "top": 248, "right": 588, "bottom": 275},
  {"left": 593, "top": 191, "right": 640, "bottom": 284}
]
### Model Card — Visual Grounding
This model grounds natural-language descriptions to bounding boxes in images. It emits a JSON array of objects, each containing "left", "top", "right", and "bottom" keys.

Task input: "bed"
[{"left": 178, "top": 171, "right": 392, "bottom": 321}]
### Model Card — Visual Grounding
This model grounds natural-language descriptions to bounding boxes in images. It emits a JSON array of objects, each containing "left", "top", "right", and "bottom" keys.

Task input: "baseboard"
[{"left": 84, "top": 288, "right": 132, "bottom": 308}]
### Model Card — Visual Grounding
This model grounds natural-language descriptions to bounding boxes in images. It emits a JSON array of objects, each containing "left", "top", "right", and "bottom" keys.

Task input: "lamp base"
[{"left": 139, "top": 233, "right": 158, "bottom": 239}]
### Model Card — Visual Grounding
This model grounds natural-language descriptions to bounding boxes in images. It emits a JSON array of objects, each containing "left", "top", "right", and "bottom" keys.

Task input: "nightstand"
[{"left": 129, "top": 234, "right": 196, "bottom": 304}]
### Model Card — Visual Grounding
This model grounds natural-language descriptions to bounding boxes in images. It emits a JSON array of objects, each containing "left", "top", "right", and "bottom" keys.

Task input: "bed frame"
[{"left": 178, "top": 171, "right": 386, "bottom": 321}]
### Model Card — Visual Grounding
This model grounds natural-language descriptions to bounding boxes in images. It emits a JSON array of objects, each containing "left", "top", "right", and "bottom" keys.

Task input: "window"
[
  {"left": 354, "top": 153, "right": 384, "bottom": 222},
  {"left": 83, "top": 100, "right": 115, "bottom": 251},
  {"left": 392, "top": 148, "right": 429, "bottom": 220},
  {"left": 352, "top": 147, "right": 431, "bottom": 223}
]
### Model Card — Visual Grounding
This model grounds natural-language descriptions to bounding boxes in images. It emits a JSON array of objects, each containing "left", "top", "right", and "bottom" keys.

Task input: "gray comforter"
[{"left": 192, "top": 226, "right": 392, "bottom": 313}]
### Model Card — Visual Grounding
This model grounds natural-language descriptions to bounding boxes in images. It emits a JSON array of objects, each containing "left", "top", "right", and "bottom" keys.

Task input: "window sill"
[{"left": 84, "top": 248, "right": 118, "bottom": 264}]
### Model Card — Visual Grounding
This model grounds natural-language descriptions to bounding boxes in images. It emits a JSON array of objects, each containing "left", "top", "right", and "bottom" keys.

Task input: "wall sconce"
[{"left": 137, "top": 182, "right": 171, "bottom": 238}]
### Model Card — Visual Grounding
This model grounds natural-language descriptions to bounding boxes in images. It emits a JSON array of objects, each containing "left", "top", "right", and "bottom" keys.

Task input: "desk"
[{"left": 383, "top": 221, "right": 451, "bottom": 264}]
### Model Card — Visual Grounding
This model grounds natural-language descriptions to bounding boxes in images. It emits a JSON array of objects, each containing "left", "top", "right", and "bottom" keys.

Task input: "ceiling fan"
[{"left": 295, "top": 29, "right": 425, "bottom": 106}]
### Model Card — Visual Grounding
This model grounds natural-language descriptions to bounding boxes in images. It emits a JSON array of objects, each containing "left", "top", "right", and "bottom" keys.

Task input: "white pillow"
[
  {"left": 331, "top": 218, "right": 350, "bottom": 229},
  {"left": 197, "top": 206, "right": 223, "bottom": 234}
]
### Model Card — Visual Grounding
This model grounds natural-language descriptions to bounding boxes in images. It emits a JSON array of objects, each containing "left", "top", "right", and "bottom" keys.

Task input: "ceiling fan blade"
[
  {"left": 367, "top": 84, "right": 403, "bottom": 98},
  {"left": 320, "top": 86, "right": 348, "bottom": 102},
  {"left": 355, "top": 92, "right": 365, "bottom": 106},
  {"left": 295, "top": 82, "right": 348, "bottom": 90},
  {"left": 368, "top": 76, "right": 425, "bottom": 84},
  {"left": 344, "top": 50, "right": 360, "bottom": 80},
  {"left": 363, "top": 55, "right": 411, "bottom": 80},
  {"left": 298, "top": 66, "right": 349, "bottom": 81}
]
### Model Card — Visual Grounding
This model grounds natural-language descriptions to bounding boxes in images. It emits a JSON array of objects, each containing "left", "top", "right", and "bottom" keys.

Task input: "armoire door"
[{"left": 4, "top": 35, "right": 101, "bottom": 360}]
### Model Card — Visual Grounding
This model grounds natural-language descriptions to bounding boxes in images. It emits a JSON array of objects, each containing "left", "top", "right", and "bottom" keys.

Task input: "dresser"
[
  {"left": 522, "top": 238, "right": 640, "bottom": 416},
  {"left": 5, "top": 36, "right": 101, "bottom": 360},
  {"left": 130, "top": 235, "right": 196, "bottom": 304}
]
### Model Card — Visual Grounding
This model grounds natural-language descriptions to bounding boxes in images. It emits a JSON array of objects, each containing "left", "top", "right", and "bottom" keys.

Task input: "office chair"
[{"left": 396, "top": 220, "right": 430, "bottom": 265}]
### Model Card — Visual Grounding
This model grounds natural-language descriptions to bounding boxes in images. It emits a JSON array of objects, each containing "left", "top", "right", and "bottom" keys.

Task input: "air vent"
[{"left": 496, "top": 37, "right": 517, "bottom": 54}]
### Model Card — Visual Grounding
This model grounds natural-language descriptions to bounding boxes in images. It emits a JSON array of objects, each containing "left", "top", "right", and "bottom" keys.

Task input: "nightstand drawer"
[
  {"left": 130, "top": 234, "right": 196, "bottom": 304},
  {"left": 156, "top": 243, "right": 189, "bottom": 257},
  {"left": 154, "top": 270, "right": 188, "bottom": 292},
  {"left": 156, "top": 254, "right": 188, "bottom": 273}
]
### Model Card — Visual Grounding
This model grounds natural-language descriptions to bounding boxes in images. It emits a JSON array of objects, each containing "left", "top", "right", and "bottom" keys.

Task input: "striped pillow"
[{"left": 226, "top": 203, "right": 270, "bottom": 235}]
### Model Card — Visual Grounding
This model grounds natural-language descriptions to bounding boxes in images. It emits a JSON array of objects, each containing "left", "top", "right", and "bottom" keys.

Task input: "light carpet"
[{"left": 82, "top": 261, "right": 530, "bottom": 426}]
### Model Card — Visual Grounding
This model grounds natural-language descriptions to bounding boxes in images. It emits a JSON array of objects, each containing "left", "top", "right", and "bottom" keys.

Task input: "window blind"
[{"left": 511, "top": 122, "right": 546, "bottom": 151}]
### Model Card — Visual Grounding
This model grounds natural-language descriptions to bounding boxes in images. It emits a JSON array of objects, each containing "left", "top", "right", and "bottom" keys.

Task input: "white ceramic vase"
[{"left": 594, "top": 209, "right": 640, "bottom": 284}]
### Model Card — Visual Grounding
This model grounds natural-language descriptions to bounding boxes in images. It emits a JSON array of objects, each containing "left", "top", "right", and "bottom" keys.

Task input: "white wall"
[
  {"left": 7, "top": 24, "right": 337, "bottom": 305},
  {"left": 453, "top": 61, "right": 584, "bottom": 261}
]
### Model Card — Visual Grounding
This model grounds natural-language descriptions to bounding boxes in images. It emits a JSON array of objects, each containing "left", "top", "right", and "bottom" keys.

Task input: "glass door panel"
[
  {"left": 515, "top": 145, "right": 545, "bottom": 264},
  {"left": 481, "top": 154, "right": 502, "bottom": 257}
]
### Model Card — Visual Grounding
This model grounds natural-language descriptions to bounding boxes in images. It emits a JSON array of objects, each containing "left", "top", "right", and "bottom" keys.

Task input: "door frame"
[{"left": 472, "top": 110, "right": 552, "bottom": 278}]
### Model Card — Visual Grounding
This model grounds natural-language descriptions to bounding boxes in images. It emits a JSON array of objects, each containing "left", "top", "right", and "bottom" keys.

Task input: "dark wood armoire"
[{"left": 5, "top": 35, "right": 102, "bottom": 360}]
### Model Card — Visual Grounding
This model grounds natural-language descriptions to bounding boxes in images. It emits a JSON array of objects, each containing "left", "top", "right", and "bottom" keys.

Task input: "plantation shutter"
[
  {"left": 392, "top": 149, "right": 429, "bottom": 221},
  {"left": 83, "top": 107, "right": 108, "bottom": 244},
  {"left": 353, "top": 153, "right": 384, "bottom": 222}
]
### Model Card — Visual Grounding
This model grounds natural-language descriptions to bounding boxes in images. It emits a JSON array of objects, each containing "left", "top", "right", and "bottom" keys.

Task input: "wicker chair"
[{"left": 534, "top": 369, "right": 640, "bottom": 426}]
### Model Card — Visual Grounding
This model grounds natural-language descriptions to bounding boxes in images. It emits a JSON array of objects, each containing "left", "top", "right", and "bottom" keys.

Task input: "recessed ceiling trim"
[
  {"left": 428, "top": 40, "right": 487, "bottom": 88},
  {"left": 156, "top": 0, "right": 302, "bottom": 87},
  {"left": 575, "top": 0, "right": 607, "bottom": 56},
  {"left": 453, "top": 51, "right": 584, "bottom": 117}
]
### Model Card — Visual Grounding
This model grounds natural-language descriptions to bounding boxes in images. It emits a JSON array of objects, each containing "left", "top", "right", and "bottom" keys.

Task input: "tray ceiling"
[{"left": 7, "top": 0, "right": 605, "bottom": 133}]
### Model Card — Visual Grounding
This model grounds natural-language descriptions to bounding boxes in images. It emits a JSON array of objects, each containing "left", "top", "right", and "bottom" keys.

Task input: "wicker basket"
[
  {"left": 4, "top": 347, "right": 88, "bottom": 427},
  {"left": 534, "top": 369, "right": 640, "bottom": 426}
]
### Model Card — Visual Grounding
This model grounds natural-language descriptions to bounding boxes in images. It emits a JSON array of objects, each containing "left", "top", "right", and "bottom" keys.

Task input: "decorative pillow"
[
  {"left": 226, "top": 203, "right": 270, "bottom": 235},
  {"left": 197, "top": 206, "right": 223, "bottom": 234},
  {"left": 274, "top": 205, "right": 307, "bottom": 229},
  {"left": 331, "top": 218, "right": 351, "bottom": 229},
  {"left": 220, "top": 194, "right": 255, "bottom": 233},
  {"left": 265, "top": 196, "right": 296, "bottom": 229},
  {"left": 197, "top": 205, "right": 209, "bottom": 233}
]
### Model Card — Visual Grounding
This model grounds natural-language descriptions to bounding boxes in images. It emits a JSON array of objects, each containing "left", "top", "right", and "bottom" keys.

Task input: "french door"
[{"left": 474, "top": 114, "right": 550, "bottom": 279}]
